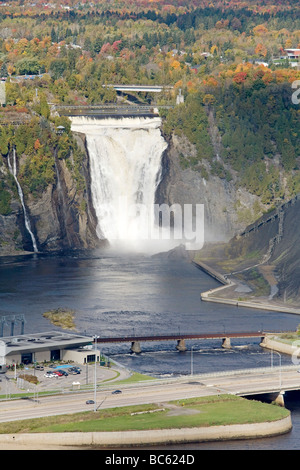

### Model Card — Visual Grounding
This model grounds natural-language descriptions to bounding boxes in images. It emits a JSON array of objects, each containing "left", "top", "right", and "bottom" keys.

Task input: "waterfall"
[
  {"left": 8, "top": 148, "right": 38, "bottom": 253},
  {"left": 70, "top": 116, "right": 177, "bottom": 252}
]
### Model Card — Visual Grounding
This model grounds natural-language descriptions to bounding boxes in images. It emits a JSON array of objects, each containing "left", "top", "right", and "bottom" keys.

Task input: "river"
[{"left": 0, "top": 248, "right": 300, "bottom": 450}]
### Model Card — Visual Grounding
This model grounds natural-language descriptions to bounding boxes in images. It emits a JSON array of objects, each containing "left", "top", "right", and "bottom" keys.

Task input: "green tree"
[{"left": 16, "top": 58, "right": 41, "bottom": 75}]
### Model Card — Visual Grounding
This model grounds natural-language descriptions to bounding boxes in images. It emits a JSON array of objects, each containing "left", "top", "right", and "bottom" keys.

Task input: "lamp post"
[
  {"left": 191, "top": 346, "right": 194, "bottom": 376},
  {"left": 271, "top": 350, "right": 282, "bottom": 390},
  {"left": 93, "top": 335, "right": 99, "bottom": 412}
]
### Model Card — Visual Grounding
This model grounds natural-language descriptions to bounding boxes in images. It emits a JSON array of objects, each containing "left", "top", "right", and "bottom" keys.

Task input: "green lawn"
[
  {"left": 0, "top": 395, "right": 289, "bottom": 434},
  {"left": 114, "top": 372, "right": 154, "bottom": 384}
]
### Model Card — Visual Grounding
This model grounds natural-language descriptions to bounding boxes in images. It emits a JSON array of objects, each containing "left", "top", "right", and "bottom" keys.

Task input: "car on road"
[
  {"left": 86, "top": 400, "right": 95, "bottom": 405},
  {"left": 112, "top": 390, "right": 122, "bottom": 394}
]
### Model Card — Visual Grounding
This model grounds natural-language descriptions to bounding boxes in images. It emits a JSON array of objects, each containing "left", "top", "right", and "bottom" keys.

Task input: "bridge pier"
[
  {"left": 222, "top": 337, "right": 231, "bottom": 349},
  {"left": 260, "top": 336, "right": 267, "bottom": 347},
  {"left": 274, "top": 391, "right": 285, "bottom": 407},
  {"left": 176, "top": 339, "right": 187, "bottom": 352},
  {"left": 130, "top": 341, "right": 141, "bottom": 354}
]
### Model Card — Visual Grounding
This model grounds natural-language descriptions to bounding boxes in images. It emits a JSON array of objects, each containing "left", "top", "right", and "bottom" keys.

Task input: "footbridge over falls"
[
  {"left": 103, "top": 84, "right": 174, "bottom": 93},
  {"left": 54, "top": 104, "right": 173, "bottom": 118},
  {"left": 94, "top": 330, "right": 282, "bottom": 354}
]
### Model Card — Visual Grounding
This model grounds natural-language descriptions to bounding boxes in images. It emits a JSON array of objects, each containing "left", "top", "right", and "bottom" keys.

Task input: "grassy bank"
[{"left": 0, "top": 395, "right": 289, "bottom": 434}]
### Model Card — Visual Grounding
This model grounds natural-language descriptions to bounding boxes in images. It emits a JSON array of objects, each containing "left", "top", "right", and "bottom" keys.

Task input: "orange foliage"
[
  {"left": 253, "top": 24, "right": 268, "bottom": 35},
  {"left": 34, "top": 139, "right": 41, "bottom": 151},
  {"left": 233, "top": 71, "right": 248, "bottom": 84},
  {"left": 255, "top": 43, "right": 267, "bottom": 57}
]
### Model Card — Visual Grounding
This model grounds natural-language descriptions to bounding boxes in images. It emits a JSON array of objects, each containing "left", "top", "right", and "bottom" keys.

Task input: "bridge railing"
[{"left": 94, "top": 330, "right": 283, "bottom": 344}]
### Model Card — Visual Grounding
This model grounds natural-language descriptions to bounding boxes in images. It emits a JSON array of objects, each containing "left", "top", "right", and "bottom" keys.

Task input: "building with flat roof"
[
  {"left": 0, "top": 331, "right": 96, "bottom": 372},
  {"left": 285, "top": 48, "right": 300, "bottom": 58}
]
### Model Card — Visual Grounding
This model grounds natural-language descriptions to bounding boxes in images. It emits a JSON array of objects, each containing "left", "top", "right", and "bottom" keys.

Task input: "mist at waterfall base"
[{"left": 70, "top": 116, "right": 203, "bottom": 254}]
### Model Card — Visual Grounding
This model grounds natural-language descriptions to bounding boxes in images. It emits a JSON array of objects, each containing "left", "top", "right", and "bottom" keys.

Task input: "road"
[{"left": 1, "top": 366, "right": 300, "bottom": 423}]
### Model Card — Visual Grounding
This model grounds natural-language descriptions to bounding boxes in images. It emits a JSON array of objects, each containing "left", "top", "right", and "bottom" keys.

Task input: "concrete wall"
[
  {"left": 5, "top": 348, "right": 96, "bottom": 366},
  {"left": 5, "top": 350, "right": 53, "bottom": 366},
  {"left": 261, "top": 336, "right": 300, "bottom": 357},
  {"left": 62, "top": 349, "right": 99, "bottom": 364},
  {"left": 0, "top": 415, "right": 292, "bottom": 448}
]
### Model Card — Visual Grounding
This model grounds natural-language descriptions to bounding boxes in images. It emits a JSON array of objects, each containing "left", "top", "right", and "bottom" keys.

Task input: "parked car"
[
  {"left": 56, "top": 369, "right": 68, "bottom": 376},
  {"left": 53, "top": 371, "right": 63, "bottom": 376},
  {"left": 34, "top": 365, "right": 44, "bottom": 370},
  {"left": 68, "top": 367, "right": 81, "bottom": 374}
]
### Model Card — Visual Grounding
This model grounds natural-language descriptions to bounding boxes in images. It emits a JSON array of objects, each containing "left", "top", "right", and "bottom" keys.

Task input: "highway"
[{"left": 1, "top": 366, "right": 300, "bottom": 423}]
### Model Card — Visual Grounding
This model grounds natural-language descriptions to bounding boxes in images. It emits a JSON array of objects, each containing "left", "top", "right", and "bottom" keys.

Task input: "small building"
[
  {"left": 201, "top": 52, "right": 213, "bottom": 59},
  {"left": 0, "top": 330, "right": 96, "bottom": 372},
  {"left": 283, "top": 49, "right": 300, "bottom": 67},
  {"left": 56, "top": 125, "right": 65, "bottom": 135},
  {"left": 254, "top": 60, "right": 269, "bottom": 67},
  {"left": 285, "top": 49, "right": 300, "bottom": 59},
  {"left": 176, "top": 88, "right": 184, "bottom": 105}
]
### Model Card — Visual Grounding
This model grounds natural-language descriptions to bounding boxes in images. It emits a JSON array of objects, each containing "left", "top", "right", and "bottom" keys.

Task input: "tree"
[
  {"left": 16, "top": 58, "right": 41, "bottom": 76},
  {"left": 49, "top": 59, "right": 67, "bottom": 80}
]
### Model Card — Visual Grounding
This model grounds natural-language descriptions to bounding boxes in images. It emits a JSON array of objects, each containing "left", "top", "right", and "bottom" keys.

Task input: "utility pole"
[{"left": 93, "top": 335, "right": 99, "bottom": 412}]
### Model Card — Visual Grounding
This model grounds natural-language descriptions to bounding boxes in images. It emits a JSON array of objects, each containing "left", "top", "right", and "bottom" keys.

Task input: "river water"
[{"left": 0, "top": 249, "right": 300, "bottom": 450}]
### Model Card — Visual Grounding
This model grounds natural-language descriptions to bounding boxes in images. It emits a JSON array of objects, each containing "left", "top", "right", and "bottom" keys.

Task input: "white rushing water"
[
  {"left": 70, "top": 116, "right": 179, "bottom": 252},
  {"left": 8, "top": 148, "right": 38, "bottom": 252}
]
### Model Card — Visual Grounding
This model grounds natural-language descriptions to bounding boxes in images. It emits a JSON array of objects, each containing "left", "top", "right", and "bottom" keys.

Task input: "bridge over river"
[
  {"left": 94, "top": 330, "right": 282, "bottom": 353},
  {"left": 0, "top": 363, "right": 299, "bottom": 424}
]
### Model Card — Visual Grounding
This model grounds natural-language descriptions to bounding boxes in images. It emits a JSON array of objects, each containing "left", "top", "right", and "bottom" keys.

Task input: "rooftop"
[{"left": 0, "top": 331, "right": 93, "bottom": 355}]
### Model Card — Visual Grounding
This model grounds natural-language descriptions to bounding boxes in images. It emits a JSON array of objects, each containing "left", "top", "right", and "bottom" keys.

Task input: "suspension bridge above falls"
[{"left": 94, "top": 330, "right": 284, "bottom": 353}]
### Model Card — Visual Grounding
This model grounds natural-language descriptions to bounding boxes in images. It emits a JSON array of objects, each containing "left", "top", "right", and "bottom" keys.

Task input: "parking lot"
[{"left": 1, "top": 362, "right": 130, "bottom": 395}]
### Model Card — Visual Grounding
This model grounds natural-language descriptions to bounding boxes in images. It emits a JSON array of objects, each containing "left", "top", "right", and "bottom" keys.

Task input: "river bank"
[
  {"left": 193, "top": 259, "right": 300, "bottom": 316},
  {"left": 0, "top": 415, "right": 292, "bottom": 449},
  {"left": 1, "top": 251, "right": 300, "bottom": 450},
  {"left": 0, "top": 395, "right": 292, "bottom": 449}
]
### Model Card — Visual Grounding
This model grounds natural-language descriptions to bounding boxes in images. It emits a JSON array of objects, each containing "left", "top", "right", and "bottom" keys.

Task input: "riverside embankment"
[
  {"left": 0, "top": 415, "right": 292, "bottom": 449},
  {"left": 193, "top": 260, "right": 300, "bottom": 315},
  {"left": 261, "top": 336, "right": 300, "bottom": 357}
]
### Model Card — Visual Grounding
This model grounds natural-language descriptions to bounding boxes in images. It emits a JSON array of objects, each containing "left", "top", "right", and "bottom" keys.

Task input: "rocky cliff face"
[
  {"left": 0, "top": 124, "right": 266, "bottom": 256},
  {"left": 197, "top": 195, "right": 300, "bottom": 306},
  {"left": 156, "top": 133, "right": 261, "bottom": 242},
  {"left": 0, "top": 132, "right": 102, "bottom": 256}
]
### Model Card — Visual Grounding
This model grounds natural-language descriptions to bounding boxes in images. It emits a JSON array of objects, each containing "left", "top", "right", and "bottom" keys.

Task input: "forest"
[{"left": 0, "top": 0, "right": 299, "bottom": 216}]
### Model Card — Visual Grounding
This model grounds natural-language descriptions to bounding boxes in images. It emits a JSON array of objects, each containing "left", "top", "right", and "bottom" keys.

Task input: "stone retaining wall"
[
  {"left": 261, "top": 336, "right": 300, "bottom": 357},
  {"left": 0, "top": 415, "right": 292, "bottom": 448}
]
